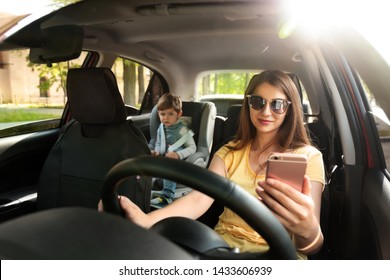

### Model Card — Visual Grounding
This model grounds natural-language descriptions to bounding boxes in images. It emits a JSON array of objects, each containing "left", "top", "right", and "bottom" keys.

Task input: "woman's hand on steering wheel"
[{"left": 99, "top": 196, "right": 152, "bottom": 228}]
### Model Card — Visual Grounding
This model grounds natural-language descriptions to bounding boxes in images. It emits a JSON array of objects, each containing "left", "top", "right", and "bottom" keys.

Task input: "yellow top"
[{"left": 213, "top": 141, "right": 325, "bottom": 254}]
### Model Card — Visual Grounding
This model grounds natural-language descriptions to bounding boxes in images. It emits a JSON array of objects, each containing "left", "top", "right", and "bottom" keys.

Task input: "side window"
[
  {"left": 360, "top": 78, "right": 390, "bottom": 168},
  {"left": 111, "top": 57, "right": 165, "bottom": 115},
  {"left": 0, "top": 50, "right": 87, "bottom": 138}
]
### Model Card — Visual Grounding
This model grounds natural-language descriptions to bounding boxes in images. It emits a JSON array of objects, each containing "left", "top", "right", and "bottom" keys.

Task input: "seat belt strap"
[
  {"left": 168, "top": 130, "right": 194, "bottom": 152},
  {"left": 159, "top": 123, "right": 166, "bottom": 155}
]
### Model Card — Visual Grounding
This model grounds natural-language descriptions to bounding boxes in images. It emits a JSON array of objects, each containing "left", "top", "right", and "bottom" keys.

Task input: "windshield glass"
[{"left": 0, "top": 0, "right": 60, "bottom": 15}]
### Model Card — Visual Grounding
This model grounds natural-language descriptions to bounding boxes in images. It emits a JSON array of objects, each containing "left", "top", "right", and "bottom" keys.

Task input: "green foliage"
[
  {"left": 51, "top": 0, "right": 81, "bottom": 7},
  {"left": 378, "top": 129, "right": 390, "bottom": 137},
  {"left": 112, "top": 57, "right": 147, "bottom": 107},
  {"left": 198, "top": 72, "right": 256, "bottom": 95},
  {"left": 24, "top": 0, "right": 85, "bottom": 99},
  {"left": 0, "top": 108, "right": 61, "bottom": 122},
  {"left": 27, "top": 57, "right": 81, "bottom": 99}
]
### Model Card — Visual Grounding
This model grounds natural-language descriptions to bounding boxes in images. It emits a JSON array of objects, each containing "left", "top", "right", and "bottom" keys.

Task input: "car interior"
[{"left": 0, "top": 0, "right": 389, "bottom": 261}]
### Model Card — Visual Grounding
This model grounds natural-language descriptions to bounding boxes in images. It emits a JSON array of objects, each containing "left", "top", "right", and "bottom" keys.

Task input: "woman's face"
[{"left": 249, "top": 82, "right": 289, "bottom": 137}]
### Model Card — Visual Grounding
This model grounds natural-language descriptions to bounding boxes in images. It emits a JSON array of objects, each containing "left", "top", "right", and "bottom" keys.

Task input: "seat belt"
[
  {"left": 159, "top": 123, "right": 194, "bottom": 154},
  {"left": 159, "top": 123, "right": 166, "bottom": 155},
  {"left": 168, "top": 130, "right": 194, "bottom": 152}
]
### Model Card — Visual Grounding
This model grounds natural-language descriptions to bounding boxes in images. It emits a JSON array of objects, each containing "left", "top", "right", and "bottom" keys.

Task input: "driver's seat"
[{"left": 37, "top": 67, "right": 152, "bottom": 212}]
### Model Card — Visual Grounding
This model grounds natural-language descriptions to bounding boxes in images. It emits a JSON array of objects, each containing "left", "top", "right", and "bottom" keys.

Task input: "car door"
[
  {"left": 0, "top": 49, "right": 73, "bottom": 221},
  {"left": 320, "top": 30, "right": 390, "bottom": 259}
]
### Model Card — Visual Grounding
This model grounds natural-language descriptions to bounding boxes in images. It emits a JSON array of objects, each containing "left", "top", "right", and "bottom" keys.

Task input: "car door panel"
[
  {"left": 361, "top": 169, "right": 390, "bottom": 259},
  {"left": 0, "top": 128, "right": 59, "bottom": 221}
]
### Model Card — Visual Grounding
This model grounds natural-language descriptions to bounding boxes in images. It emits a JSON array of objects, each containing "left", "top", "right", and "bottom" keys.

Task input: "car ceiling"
[{"left": 4, "top": 1, "right": 304, "bottom": 74}]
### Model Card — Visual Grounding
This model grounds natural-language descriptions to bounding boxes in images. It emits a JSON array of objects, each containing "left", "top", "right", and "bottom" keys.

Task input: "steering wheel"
[{"left": 102, "top": 155, "right": 297, "bottom": 260}]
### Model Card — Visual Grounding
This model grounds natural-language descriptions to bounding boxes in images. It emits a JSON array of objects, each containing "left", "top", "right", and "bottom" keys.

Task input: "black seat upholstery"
[
  {"left": 287, "top": 73, "right": 303, "bottom": 101},
  {"left": 210, "top": 115, "right": 225, "bottom": 157},
  {"left": 38, "top": 68, "right": 152, "bottom": 212},
  {"left": 201, "top": 104, "right": 242, "bottom": 227},
  {"left": 210, "top": 104, "right": 242, "bottom": 158}
]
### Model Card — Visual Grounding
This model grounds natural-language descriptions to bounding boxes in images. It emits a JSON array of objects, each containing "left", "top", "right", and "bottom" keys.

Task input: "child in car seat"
[{"left": 150, "top": 93, "right": 196, "bottom": 206}]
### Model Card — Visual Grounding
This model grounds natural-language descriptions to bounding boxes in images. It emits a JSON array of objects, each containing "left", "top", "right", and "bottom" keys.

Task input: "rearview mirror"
[{"left": 29, "top": 25, "right": 83, "bottom": 65}]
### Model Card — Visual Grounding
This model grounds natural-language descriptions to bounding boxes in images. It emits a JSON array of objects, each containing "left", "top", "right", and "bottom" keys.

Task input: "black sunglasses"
[{"left": 246, "top": 95, "right": 291, "bottom": 114}]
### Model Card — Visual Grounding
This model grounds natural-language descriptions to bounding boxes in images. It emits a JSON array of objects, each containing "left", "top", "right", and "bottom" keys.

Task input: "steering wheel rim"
[{"left": 101, "top": 155, "right": 297, "bottom": 259}]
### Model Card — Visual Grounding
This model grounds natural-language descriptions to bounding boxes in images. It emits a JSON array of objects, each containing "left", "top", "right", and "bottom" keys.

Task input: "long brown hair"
[{"left": 231, "top": 69, "right": 310, "bottom": 151}]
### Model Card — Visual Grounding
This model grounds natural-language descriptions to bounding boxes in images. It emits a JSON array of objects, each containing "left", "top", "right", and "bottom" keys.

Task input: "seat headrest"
[
  {"left": 223, "top": 104, "right": 241, "bottom": 140},
  {"left": 287, "top": 73, "right": 303, "bottom": 102},
  {"left": 182, "top": 101, "right": 206, "bottom": 142},
  {"left": 226, "top": 104, "right": 242, "bottom": 120},
  {"left": 67, "top": 68, "right": 126, "bottom": 124}
]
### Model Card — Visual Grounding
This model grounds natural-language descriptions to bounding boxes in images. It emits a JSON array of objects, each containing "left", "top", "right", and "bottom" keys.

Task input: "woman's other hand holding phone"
[{"left": 256, "top": 176, "right": 324, "bottom": 254}]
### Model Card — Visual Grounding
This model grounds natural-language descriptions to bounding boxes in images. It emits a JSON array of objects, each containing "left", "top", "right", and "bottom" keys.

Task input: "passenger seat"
[{"left": 38, "top": 68, "right": 152, "bottom": 212}]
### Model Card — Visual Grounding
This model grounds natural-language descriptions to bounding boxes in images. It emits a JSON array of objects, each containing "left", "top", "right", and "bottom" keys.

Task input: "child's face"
[{"left": 158, "top": 108, "right": 182, "bottom": 127}]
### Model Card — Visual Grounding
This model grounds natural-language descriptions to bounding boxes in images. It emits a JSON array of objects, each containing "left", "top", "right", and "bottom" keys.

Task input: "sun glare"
[
  {"left": 0, "top": 0, "right": 53, "bottom": 15},
  {"left": 281, "top": 0, "right": 390, "bottom": 63}
]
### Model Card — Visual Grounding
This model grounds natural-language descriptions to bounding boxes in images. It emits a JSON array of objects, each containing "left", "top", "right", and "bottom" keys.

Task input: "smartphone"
[{"left": 265, "top": 153, "right": 308, "bottom": 192}]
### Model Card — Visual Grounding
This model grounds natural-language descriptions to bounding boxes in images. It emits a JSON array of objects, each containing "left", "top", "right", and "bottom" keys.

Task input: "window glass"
[
  {"left": 360, "top": 78, "right": 390, "bottom": 168},
  {"left": 196, "top": 72, "right": 255, "bottom": 117},
  {"left": 111, "top": 57, "right": 163, "bottom": 114},
  {"left": 0, "top": 50, "right": 87, "bottom": 137},
  {"left": 197, "top": 72, "right": 257, "bottom": 97}
]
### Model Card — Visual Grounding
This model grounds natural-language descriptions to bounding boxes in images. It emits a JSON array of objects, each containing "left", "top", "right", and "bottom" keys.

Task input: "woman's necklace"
[
  {"left": 249, "top": 149, "right": 268, "bottom": 174},
  {"left": 256, "top": 153, "right": 268, "bottom": 174},
  {"left": 252, "top": 145, "right": 281, "bottom": 175}
]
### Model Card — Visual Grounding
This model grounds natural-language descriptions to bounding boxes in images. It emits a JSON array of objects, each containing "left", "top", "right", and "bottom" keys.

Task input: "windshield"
[
  {"left": 0, "top": 0, "right": 74, "bottom": 37},
  {"left": 0, "top": 0, "right": 58, "bottom": 15}
]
